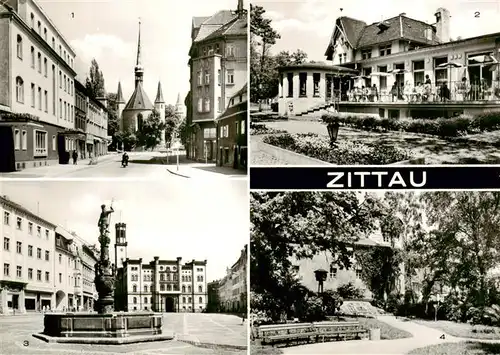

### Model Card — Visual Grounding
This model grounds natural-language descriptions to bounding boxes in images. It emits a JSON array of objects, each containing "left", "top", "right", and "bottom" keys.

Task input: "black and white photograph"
[
  {"left": 0, "top": 179, "right": 248, "bottom": 354},
  {"left": 250, "top": 191, "right": 500, "bottom": 355},
  {"left": 250, "top": 0, "right": 500, "bottom": 166},
  {"left": 0, "top": 0, "right": 248, "bottom": 178}
]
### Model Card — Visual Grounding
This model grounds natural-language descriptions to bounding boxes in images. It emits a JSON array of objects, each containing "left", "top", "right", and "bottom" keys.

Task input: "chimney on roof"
[
  {"left": 236, "top": 0, "right": 244, "bottom": 18},
  {"left": 400, "top": 13, "right": 406, "bottom": 16},
  {"left": 434, "top": 8, "right": 450, "bottom": 43}
]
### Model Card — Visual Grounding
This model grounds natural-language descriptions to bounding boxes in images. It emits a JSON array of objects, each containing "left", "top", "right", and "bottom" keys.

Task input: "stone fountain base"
[{"left": 33, "top": 312, "right": 174, "bottom": 344}]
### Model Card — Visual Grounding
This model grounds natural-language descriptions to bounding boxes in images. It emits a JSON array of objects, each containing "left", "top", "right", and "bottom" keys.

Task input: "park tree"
[
  {"left": 380, "top": 192, "right": 426, "bottom": 303},
  {"left": 164, "top": 104, "right": 180, "bottom": 146},
  {"left": 115, "top": 129, "right": 137, "bottom": 152},
  {"left": 417, "top": 192, "right": 500, "bottom": 310},
  {"left": 135, "top": 110, "right": 166, "bottom": 151},
  {"left": 250, "top": 192, "right": 386, "bottom": 319},
  {"left": 85, "top": 59, "right": 106, "bottom": 98},
  {"left": 250, "top": 4, "right": 280, "bottom": 103},
  {"left": 106, "top": 92, "right": 120, "bottom": 150}
]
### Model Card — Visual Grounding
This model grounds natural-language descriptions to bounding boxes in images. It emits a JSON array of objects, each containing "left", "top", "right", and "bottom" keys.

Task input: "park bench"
[
  {"left": 256, "top": 321, "right": 369, "bottom": 347},
  {"left": 258, "top": 323, "right": 317, "bottom": 347},
  {"left": 313, "top": 321, "right": 369, "bottom": 342}
]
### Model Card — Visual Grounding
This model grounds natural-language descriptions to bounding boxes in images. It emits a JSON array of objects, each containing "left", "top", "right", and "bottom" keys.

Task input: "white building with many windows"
[
  {"left": 0, "top": 195, "right": 56, "bottom": 314},
  {"left": 0, "top": 0, "right": 78, "bottom": 172}
]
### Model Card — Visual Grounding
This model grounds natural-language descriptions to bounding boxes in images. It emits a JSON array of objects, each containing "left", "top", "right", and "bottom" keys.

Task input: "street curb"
[
  {"left": 166, "top": 169, "right": 191, "bottom": 179},
  {"left": 178, "top": 339, "right": 247, "bottom": 351}
]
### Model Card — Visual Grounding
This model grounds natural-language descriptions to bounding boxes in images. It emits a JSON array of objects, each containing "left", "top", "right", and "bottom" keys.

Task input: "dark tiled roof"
[
  {"left": 124, "top": 81, "right": 153, "bottom": 110},
  {"left": 326, "top": 14, "right": 440, "bottom": 56},
  {"left": 340, "top": 17, "right": 367, "bottom": 47},
  {"left": 193, "top": 16, "right": 210, "bottom": 28},
  {"left": 204, "top": 16, "right": 247, "bottom": 41},
  {"left": 154, "top": 82, "right": 165, "bottom": 103},
  {"left": 203, "top": 10, "right": 235, "bottom": 25},
  {"left": 356, "top": 15, "right": 439, "bottom": 48},
  {"left": 193, "top": 10, "right": 239, "bottom": 42}
]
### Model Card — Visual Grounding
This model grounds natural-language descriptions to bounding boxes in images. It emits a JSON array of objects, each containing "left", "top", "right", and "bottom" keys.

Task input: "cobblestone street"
[{"left": 0, "top": 313, "right": 247, "bottom": 355}]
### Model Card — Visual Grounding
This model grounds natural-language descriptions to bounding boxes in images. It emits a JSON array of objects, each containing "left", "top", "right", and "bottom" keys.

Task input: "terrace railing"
[{"left": 341, "top": 80, "right": 500, "bottom": 104}]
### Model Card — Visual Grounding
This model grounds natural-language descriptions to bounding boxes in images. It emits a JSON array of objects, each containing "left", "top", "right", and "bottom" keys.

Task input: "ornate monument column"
[{"left": 94, "top": 202, "right": 116, "bottom": 314}]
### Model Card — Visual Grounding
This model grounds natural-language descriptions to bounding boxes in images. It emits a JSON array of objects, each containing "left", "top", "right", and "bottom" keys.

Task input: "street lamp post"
[
  {"left": 314, "top": 269, "right": 328, "bottom": 294},
  {"left": 326, "top": 122, "right": 340, "bottom": 146}
]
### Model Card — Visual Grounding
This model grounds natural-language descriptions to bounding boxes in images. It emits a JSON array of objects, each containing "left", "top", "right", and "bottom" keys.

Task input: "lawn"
[
  {"left": 413, "top": 319, "right": 500, "bottom": 340},
  {"left": 343, "top": 317, "right": 413, "bottom": 340},
  {"left": 250, "top": 341, "right": 283, "bottom": 355},
  {"left": 408, "top": 341, "right": 500, "bottom": 354}
]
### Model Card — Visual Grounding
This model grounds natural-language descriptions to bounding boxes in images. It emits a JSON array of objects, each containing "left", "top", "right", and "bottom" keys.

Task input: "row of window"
[
  {"left": 361, "top": 44, "right": 392, "bottom": 60},
  {"left": 200, "top": 44, "right": 235, "bottom": 58},
  {"left": 4, "top": 212, "right": 49, "bottom": 237},
  {"left": 130, "top": 284, "right": 204, "bottom": 293},
  {"left": 196, "top": 69, "right": 235, "bottom": 86},
  {"left": 15, "top": 77, "right": 74, "bottom": 123},
  {"left": 28, "top": 12, "right": 73, "bottom": 67},
  {"left": 17, "top": 38, "right": 74, "bottom": 95},
  {"left": 4, "top": 263, "right": 50, "bottom": 282},
  {"left": 3, "top": 238, "right": 50, "bottom": 260},
  {"left": 131, "top": 296, "right": 203, "bottom": 305}
]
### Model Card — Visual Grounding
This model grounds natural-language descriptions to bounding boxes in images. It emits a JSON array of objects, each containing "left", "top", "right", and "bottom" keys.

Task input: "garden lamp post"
[
  {"left": 326, "top": 122, "right": 340, "bottom": 146},
  {"left": 314, "top": 269, "right": 328, "bottom": 294},
  {"left": 435, "top": 294, "right": 441, "bottom": 322}
]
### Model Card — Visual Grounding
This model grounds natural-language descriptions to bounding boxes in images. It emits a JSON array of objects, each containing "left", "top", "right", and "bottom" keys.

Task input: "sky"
[
  {"left": 254, "top": 0, "right": 500, "bottom": 61},
  {"left": 0, "top": 179, "right": 248, "bottom": 282},
  {"left": 37, "top": 0, "right": 243, "bottom": 106}
]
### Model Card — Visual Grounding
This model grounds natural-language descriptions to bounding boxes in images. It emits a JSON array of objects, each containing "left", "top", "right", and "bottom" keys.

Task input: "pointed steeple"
[
  {"left": 155, "top": 82, "right": 165, "bottom": 104},
  {"left": 116, "top": 82, "right": 125, "bottom": 104},
  {"left": 134, "top": 18, "right": 144, "bottom": 88},
  {"left": 237, "top": 0, "right": 244, "bottom": 17},
  {"left": 176, "top": 93, "right": 181, "bottom": 105}
]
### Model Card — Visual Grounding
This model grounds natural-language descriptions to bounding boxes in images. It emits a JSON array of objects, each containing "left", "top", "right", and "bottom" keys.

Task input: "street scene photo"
[
  {"left": 0, "top": 0, "right": 248, "bottom": 178},
  {"left": 250, "top": 0, "right": 500, "bottom": 165},
  {"left": 0, "top": 179, "right": 248, "bottom": 354},
  {"left": 250, "top": 191, "right": 500, "bottom": 355}
]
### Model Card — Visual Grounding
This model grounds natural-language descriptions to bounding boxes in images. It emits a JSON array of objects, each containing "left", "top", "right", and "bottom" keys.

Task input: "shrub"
[
  {"left": 263, "top": 133, "right": 412, "bottom": 165},
  {"left": 249, "top": 123, "right": 287, "bottom": 135},
  {"left": 336, "top": 282, "right": 365, "bottom": 299},
  {"left": 322, "top": 111, "right": 500, "bottom": 138}
]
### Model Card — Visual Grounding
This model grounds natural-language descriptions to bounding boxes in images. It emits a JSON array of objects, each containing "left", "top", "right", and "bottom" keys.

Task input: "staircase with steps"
[{"left": 294, "top": 96, "right": 341, "bottom": 118}]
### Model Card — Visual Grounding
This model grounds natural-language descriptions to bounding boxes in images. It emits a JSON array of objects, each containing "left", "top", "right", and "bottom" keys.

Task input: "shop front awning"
[{"left": 60, "top": 129, "right": 86, "bottom": 140}]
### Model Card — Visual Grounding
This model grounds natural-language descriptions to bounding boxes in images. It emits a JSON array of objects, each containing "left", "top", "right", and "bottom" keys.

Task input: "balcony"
[{"left": 340, "top": 80, "right": 500, "bottom": 104}]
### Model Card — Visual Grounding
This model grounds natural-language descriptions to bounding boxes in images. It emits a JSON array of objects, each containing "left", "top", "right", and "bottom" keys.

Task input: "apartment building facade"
[
  {"left": 0, "top": 195, "right": 97, "bottom": 314},
  {"left": 216, "top": 84, "right": 247, "bottom": 170},
  {"left": 0, "top": 0, "right": 78, "bottom": 171},
  {"left": 0, "top": 195, "right": 57, "bottom": 314},
  {"left": 218, "top": 245, "right": 247, "bottom": 313},
  {"left": 187, "top": 0, "right": 247, "bottom": 162}
]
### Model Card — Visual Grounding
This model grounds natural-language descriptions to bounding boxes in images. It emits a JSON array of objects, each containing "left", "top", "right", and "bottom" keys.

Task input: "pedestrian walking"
[{"left": 72, "top": 150, "right": 78, "bottom": 165}]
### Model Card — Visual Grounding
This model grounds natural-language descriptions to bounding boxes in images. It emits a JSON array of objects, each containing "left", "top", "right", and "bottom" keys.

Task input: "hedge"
[
  {"left": 262, "top": 133, "right": 412, "bottom": 165},
  {"left": 321, "top": 112, "right": 500, "bottom": 138},
  {"left": 250, "top": 123, "right": 287, "bottom": 135}
]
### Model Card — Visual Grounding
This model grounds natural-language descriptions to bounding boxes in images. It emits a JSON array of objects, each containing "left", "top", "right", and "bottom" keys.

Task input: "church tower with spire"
[
  {"left": 116, "top": 82, "right": 125, "bottom": 132},
  {"left": 120, "top": 19, "right": 155, "bottom": 135},
  {"left": 174, "top": 92, "right": 186, "bottom": 121},
  {"left": 154, "top": 82, "right": 166, "bottom": 147}
]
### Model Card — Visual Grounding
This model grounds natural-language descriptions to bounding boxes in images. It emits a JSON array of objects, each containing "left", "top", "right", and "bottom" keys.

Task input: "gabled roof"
[
  {"left": 204, "top": 15, "right": 247, "bottom": 41},
  {"left": 356, "top": 15, "right": 439, "bottom": 48},
  {"left": 124, "top": 81, "right": 153, "bottom": 111},
  {"left": 192, "top": 10, "right": 238, "bottom": 42},
  {"left": 325, "top": 13, "right": 440, "bottom": 58}
]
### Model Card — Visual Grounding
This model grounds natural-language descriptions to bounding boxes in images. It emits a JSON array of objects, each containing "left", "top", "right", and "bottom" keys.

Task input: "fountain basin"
[{"left": 34, "top": 312, "right": 174, "bottom": 344}]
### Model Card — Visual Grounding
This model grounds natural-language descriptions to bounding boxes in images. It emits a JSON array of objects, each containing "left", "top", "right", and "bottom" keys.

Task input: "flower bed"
[
  {"left": 321, "top": 112, "right": 500, "bottom": 138},
  {"left": 250, "top": 123, "right": 287, "bottom": 135},
  {"left": 262, "top": 133, "right": 412, "bottom": 165}
]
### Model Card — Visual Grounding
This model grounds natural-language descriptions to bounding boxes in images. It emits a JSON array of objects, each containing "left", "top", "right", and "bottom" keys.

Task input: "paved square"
[{"left": 0, "top": 313, "right": 247, "bottom": 355}]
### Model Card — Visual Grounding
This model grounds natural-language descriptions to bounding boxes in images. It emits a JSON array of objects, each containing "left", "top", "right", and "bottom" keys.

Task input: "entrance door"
[
  {"left": 12, "top": 295, "right": 19, "bottom": 310},
  {"left": 0, "top": 127, "right": 16, "bottom": 172},
  {"left": 233, "top": 147, "right": 238, "bottom": 169},
  {"left": 165, "top": 297, "right": 175, "bottom": 312}
]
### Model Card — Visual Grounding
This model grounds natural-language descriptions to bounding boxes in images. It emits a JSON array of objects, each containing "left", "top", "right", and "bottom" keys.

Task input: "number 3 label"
[{"left": 23, "top": 340, "right": 29, "bottom": 346}]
